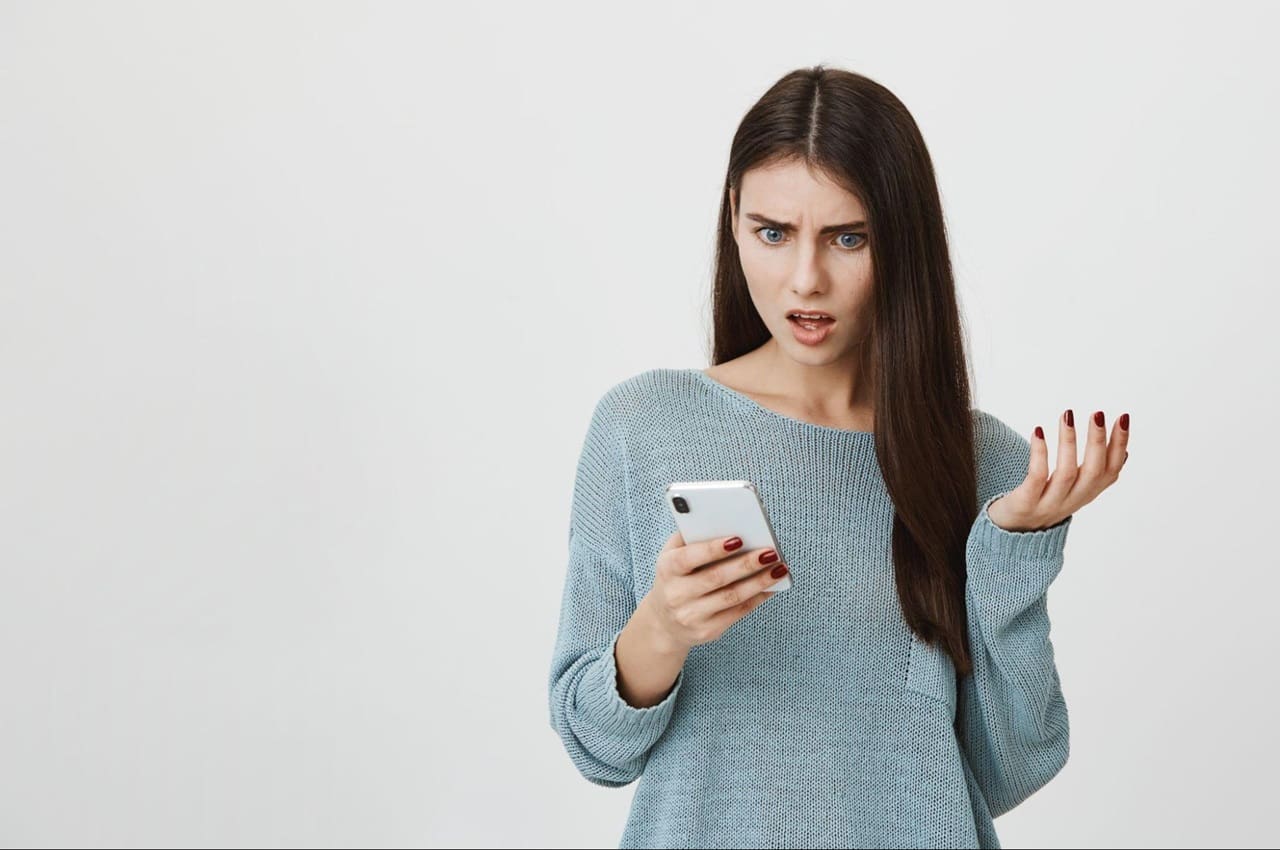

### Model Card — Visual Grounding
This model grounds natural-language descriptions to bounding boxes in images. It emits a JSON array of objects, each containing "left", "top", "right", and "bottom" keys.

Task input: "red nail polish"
[
  {"left": 1120, "top": 413, "right": 1129, "bottom": 431},
  {"left": 760, "top": 549, "right": 778, "bottom": 565},
  {"left": 770, "top": 563, "right": 789, "bottom": 579},
  {"left": 1034, "top": 426, "right": 1044, "bottom": 439},
  {"left": 1065, "top": 409, "right": 1074, "bottom": 428},
  {"left": 724, "top": 536, "right": 742, "bottom": 551},
  {"left": 1094, "top": 411, "right": 1104, "bottom": 428}
]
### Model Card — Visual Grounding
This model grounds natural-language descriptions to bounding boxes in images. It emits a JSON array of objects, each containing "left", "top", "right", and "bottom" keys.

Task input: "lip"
[
  {"left": 787, "top": 315, "right": 836, "bottom": 345},
  {"left": 786, "top": 309, "right": 836, "bottom": 320}
]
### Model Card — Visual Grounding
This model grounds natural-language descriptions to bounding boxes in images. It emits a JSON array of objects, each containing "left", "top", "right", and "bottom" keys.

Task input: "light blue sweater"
[{"left": 548, "top": 368, "right": 1072, "bottom": 849}]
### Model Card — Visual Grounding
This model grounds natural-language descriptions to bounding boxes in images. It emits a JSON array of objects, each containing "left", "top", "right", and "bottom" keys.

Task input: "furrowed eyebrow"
[{"left": 745, "top": 213, "right": 867, "bottom": 234}]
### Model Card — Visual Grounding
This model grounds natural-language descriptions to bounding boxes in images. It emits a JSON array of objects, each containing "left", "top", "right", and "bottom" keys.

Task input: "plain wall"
[{"left": 2, "top": 1, "right": 1277, "bottom": 847}]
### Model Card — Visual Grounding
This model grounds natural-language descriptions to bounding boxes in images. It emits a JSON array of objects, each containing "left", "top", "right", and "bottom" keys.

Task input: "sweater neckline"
[{"left": 689, "top": 368, "right": 876, "bottom": 439}]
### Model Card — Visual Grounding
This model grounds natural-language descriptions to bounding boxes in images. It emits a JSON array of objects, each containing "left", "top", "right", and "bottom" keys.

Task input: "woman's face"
[{"left": 730, "top": 159, "right": 874, "bottom": 364}]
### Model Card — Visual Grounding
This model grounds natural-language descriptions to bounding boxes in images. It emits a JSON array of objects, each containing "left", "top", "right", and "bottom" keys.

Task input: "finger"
[
  {"left": 1012, "top": 421, "right": 1051, "bottom": 504},
  {"left": 654, "top": 530, "right": 683, "bottom": 579},
  {"left": 1107, "top": 411, "right": 1130, "bottom": 475},
  {"left": 693, "top": 546, "right": 781, "bottom": 597},
  {"left": 1044, "top": 408, "right": 1079, "bottom": 501},
  {"left": 695, "top": 560, "right": 788, "bottom": 619},
  {"left": 1072, "top": 409, "right": 1110, "bottom": 497},
  {"left": 668, "top": 534, "right": 745, "bottom": 577},
  {"left": 703, "top": 587, "right": 775, "bottom": 636}
]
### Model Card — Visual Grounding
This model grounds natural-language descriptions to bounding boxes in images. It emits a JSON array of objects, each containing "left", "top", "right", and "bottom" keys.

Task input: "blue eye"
[{"left": 753, "top": 227, "right": 866, "bottom": 251}]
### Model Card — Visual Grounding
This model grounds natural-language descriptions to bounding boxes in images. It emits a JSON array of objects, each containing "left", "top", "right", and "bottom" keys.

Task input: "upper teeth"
[{"left": 793, "top": 313, "right": 828, "bottom": 320}]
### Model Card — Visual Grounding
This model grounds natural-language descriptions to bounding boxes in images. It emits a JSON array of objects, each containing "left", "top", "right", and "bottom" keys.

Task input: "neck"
[{"left": 757, "top": 337, "right": 875, "bottom": 414}]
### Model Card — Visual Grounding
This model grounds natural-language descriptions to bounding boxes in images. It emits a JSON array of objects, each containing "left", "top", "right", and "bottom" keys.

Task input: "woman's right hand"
[{"left": 642, "top": 529, "right": 788, "bottom": 652}]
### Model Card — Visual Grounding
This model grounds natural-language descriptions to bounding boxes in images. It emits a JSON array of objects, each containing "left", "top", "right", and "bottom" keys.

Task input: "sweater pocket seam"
[{"left": 905, "top": 631, "right": 958, "bottom": 716}]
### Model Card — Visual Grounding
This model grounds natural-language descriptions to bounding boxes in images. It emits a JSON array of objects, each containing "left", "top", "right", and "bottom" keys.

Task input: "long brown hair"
[{"left": 710, "top": 65, "right": 979, "bottom": 678}]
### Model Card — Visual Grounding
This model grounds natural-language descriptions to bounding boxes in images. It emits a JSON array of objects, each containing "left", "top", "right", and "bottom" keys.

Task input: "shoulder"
[
  {"left": 970, "top": 408, "right": 1033, "bottom": 505},
  {"left": 579, "top": 367, "right": 694, "bottom": 448},
  {"left": 588, "top": 367, "right": 695, "bottom": 424}
]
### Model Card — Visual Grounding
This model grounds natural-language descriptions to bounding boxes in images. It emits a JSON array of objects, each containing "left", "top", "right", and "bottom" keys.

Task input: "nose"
[{"left": 784, "top": 240, "right": 827, "bottom": 295}]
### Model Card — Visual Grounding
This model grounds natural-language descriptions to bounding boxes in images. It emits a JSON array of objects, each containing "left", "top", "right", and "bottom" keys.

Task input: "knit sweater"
[{"left": 547, "top": 367, "right": 1072, "bottom": 849}]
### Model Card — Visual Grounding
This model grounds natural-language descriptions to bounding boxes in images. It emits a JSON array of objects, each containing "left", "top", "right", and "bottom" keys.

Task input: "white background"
[{"left": 2, "top": 1, "right": 1277, "bottom": 847}]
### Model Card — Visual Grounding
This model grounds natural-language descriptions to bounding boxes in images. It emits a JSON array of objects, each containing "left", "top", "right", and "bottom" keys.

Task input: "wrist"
[
  {"left": 636, "top": 595, "right": 688, "bottom": 658},
  {"left": 986, "top": 494, "right": 1068, "bottom": 533},
  {"left": 987, "top": 495, "right": 1033, "bottom": 533}
]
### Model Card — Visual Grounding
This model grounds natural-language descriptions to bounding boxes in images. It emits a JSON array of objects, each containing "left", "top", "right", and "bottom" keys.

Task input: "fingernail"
[
  {"left": 1120, "top": 413, "right": 1129, "bottom": 431},
  {"left": 1094, "top": 411, "right": 1105, "bottom": 428},
  {"left": 770, "top": 563, "right": 789, "bottom": 579},
  {"left": 760, "top": 549, "right": 778, "bottom": 565},
  {"left": 1034, "top": 426, "right": 1044, "bottom": 440},
  {"left": 724, "top": 536, "right": 743, "bottom": 551},
  {"left": 1065, "top": 409, "right": 1074, "bottom": 428}
]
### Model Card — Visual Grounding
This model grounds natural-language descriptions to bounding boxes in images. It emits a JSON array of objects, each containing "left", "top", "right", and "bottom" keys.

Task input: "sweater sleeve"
[
  {"left": 956, "top": 412, "right": 1072, "bottom": 819},
  {"left": 547, "top": 389, "right": 684, "bottom": 788}
]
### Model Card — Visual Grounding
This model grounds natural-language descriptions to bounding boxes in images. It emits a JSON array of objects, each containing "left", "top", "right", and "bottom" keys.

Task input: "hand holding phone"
[
  {"left": 641, "top": 480, "right": 790, "bottom": 651},
  {"left": 664, "top": 480, "right": 791, "bottom": 591}
]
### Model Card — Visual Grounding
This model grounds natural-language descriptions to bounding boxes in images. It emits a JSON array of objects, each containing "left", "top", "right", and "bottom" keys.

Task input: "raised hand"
[{"left": 987, "top": 409, "right": 1130, "bottom": 533}]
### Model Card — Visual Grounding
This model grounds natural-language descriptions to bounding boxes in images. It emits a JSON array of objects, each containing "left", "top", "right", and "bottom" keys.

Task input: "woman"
[{"left": 547, "top": 64, "right": 1129, "bottom": 849}]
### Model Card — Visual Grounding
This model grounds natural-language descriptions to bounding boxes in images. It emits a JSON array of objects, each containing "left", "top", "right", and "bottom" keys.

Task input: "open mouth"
[
  {"left": 787, "top": 313, "right": 836, "bottom": 330},
  {"left": 786, "top": 313, "right": 836, "bottom": 345}
]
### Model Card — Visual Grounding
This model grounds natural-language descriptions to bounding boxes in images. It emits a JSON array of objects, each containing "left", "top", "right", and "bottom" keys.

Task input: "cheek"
[
  {"left": 741, "top": 279, "right": 783, "bottom": 326},
  {"left": 847, "top": 267, "right": 875, "bottom": 305},
  {"left": 737, "top": 243, "right": 765, "bottom": 272},
  {"left": 739, "top": 249, "right": 789, "bottom": 290}
]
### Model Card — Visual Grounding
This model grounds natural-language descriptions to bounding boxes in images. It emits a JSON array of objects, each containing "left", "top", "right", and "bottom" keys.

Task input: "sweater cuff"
[
  {"left": 577, "top": 628, "right": 684, "bottom": 739},
  {"left": 970, "top": 492, "right": 1072, "bottom": 565}
]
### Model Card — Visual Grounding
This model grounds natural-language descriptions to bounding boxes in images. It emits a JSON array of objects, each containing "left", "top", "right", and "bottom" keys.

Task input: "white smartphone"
[{"left": 663, "top": 479, "right": 793, "bottom": 592}]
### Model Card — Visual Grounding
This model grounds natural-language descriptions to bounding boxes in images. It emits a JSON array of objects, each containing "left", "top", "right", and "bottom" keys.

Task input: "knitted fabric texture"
[{"left": 547, "top": 368, "right": 1072, "bottom": 849}]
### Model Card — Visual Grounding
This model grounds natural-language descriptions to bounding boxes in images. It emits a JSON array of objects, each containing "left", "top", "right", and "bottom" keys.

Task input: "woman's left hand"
[{"left": 987, "top": 409, "right": 1130, "bottom": 533}]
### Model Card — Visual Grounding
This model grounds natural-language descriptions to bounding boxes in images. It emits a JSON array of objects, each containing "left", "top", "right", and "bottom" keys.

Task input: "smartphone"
[{"left": 663, "top": 479, "right": 793, "bottom": 592}]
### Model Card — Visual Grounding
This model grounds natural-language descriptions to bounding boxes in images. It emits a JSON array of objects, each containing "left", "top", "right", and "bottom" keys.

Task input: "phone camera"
[{"left": 672, "top": 496, "right": 690, "bottom": 514}]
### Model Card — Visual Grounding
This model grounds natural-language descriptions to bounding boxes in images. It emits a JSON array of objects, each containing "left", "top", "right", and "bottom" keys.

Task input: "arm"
[
  {"left": 956, "top": 414, "right": 1073, "bottom": 818},
  {"left": 615, "top": 597, "right": 691, "bottom": 709},
  {"left": 547, "top": 391, "right": 685, "bottom": 787}
]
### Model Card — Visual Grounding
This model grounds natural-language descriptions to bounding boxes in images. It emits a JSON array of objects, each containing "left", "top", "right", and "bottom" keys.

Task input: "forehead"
[{"left": 739, "top": 159, "right": 866, "bottom": 220}]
